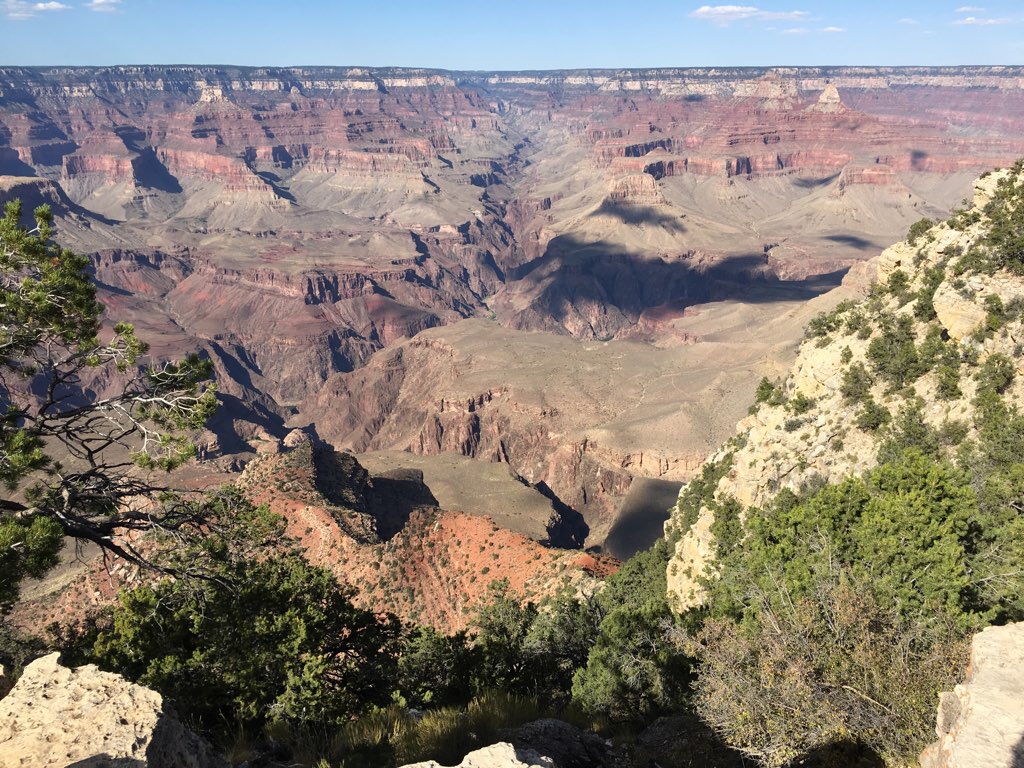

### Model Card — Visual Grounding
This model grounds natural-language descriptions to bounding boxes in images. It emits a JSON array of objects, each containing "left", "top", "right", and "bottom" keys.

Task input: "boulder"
[
  {"left": 0, "top": 653, "right": 226, "bottom": 768},
  {"left": 919, "top": 622, "right": 1024, "bottom": 768},
  {"left": 932, "top": 281, "right": 986, "bottom": 341},
  {"left": 400, "top": 742, "right": 556, "bottom": 768},
  {"left": 506, "top": 718, "right": 620, "bottom": 768}
]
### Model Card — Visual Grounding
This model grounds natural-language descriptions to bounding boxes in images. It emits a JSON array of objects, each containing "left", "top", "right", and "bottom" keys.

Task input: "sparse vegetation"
[
  {"left": 907, "top": 217, "right": 935, "bottom": 245},
  {"left": 692, "top": 446, "right": 1023, "bottom": 765}
]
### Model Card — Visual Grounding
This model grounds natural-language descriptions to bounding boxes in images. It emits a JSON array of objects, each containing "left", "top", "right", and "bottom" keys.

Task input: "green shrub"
[
  {"left": 805, "top": 300, "right": 855, "bottom": 340},
  {"left": 840, "top": 362, "right": 873, "bottom": 403},
  {"left": 886, "top": 269, "right": 912, "bottom": 304},
  {"left": 866, "top": 314, "right": 925, "bottom": 388},
  {"left": 753, "top": 377, "right": 784, "bottom": 408},
  {"left": 786, "top": 392, "right": 815, "bottom": 415},
  {"left": 977, "top": 352, "right": 1016, "bottom": 394},
  {"left": 907, "top": 217, "right": 935, "bottom": 245},
  {"left": 397, "top": 627, "right": 474, "bottom": 708},
  {"left": 913, "top": 267, "right": 944, "bottom": 321},
  {"left": 670, "top": 454, "right": 733, "bottom": 536},
  {"left": 571, "top": 539, "right": 689, "bottom": 720},
  {"left": 856, "top": 397, "right": 891, "bottom": 432},
  {"left": 877, "top": 399, "right": 939, "bottom": 463},
  {"left": 937, "top": 358, "right": 964, "bottom": 400}
]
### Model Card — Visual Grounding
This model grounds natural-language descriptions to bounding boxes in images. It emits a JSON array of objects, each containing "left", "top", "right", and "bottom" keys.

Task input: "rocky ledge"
[
  {"left": 0, "top": 653, "right": 225, "bottom": 768},
  {"left": 920, "top": 622, "right": 1024, "bottom": 768}
]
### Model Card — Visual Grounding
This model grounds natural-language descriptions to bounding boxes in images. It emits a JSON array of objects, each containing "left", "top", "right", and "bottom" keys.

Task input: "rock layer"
[{"left": 5, "top": 65, "right": 1024, "bottom": 554}]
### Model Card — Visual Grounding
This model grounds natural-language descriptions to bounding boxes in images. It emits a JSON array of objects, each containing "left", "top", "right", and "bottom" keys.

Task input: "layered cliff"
[{"left": 7, "top": 66, "right": 1024, "bottom": 557}]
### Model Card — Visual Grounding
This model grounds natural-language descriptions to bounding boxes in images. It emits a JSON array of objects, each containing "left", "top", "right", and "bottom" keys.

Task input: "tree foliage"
[
  {"left": 85, "top": 493, "right": 401, "bottom": 728},
  {"left": 571, "top": 539, "right": 690, "bottom": 719},
  {"left": 692, "top": 444, "right": 1024, "bottom": 763},
  {"left": 692, "top": 571, "right": 967, "bottom": 768},
  {"left": 396, "top": 626, "right": 475, "bottom": 709},
  {"left": 0, "top": 200, "right": 217, "bottom": 608}
]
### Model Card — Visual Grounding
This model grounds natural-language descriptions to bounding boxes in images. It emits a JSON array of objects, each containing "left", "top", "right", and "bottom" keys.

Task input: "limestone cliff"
[
  {"left": 919, "top": 622, "right": 1024, "bottom": 768},
  {"left": 665, "top": 166, "right": 1024, "bottom": 610}
]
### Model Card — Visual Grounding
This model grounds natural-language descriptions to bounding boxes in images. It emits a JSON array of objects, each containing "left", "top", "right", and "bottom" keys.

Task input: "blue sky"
[{"left": 1, "top": 1, "right": 1022, "bottom": 69}]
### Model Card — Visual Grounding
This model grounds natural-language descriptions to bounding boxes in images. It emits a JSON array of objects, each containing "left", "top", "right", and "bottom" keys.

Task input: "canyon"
[{"left": 4, "top": 65, "right": 1024, "bottom": 564}]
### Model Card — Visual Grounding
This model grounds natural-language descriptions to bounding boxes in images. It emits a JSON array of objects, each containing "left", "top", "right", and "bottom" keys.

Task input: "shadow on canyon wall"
[
  {"left": 509, "top": 233, "right": 848, "bottom": 334},
  {"left": 604, "top": 477, "right": 684, "bottom": 561},
  {"left": 368, "top": 467, "right": 440, "bottom": 541},
  {"left": 0, "top": 147, "right": 37, "bottom": 176},
  {"left": 591, "top": 200, "right": 688, "bottom": 233},
  {"left": 533, "top": 479, "right": 590, "bottom": 549},
  {"left": 1013, "top": 733, "right": 1024, "bottom": 768},
  {"left": 824, "top": 233, "right": 879, "bottom": 251},
  {"left": 793, "top": 172, "right": 842, "bottom": 188}
]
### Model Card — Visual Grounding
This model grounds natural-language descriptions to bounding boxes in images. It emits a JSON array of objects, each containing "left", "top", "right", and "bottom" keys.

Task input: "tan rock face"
[
  {"left": 805, "top": 84, "right": 845, "bottom": 113},
  {"left": 399, "top": 743, "right": 556, "bottom": 768},
  {"left": 932, "top": 281, "right": 989, "bottom": 341},
  {"left": 665, "top": 167, "right": 1024, "bottom": 611},
  {"left": 919, "top": 622, "right": 1024, "bottom": 768},
  {"left": 0, "top": 653, "right": 226, "bottom": 768}
]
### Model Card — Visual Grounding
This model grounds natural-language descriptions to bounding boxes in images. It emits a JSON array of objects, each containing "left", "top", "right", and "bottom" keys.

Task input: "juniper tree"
[{"left": 0, "top": 200, "right": 216, "bottom": 609}]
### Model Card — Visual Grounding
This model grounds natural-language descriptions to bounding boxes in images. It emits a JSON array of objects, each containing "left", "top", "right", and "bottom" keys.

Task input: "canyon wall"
[{"left": 5, "top": 65, "right": 1024, "bottom": 549}]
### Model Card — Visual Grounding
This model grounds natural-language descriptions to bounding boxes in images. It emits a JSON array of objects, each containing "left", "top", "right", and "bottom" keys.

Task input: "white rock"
[
  {"left": 400, "top": 742, "right": 557, "bottom": 768},
  {"left": 919, "top": 622, "right": 1024, "bottom": 768},
  {"left": 0, "top": 653, "right": 226, "bottom": 768}
]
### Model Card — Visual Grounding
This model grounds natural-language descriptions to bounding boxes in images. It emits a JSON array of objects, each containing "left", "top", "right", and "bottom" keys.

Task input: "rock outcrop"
[
  {"left": 399, "top": 743, "right": 555, "bottom": 768},
  {"left": 236, "top": 437, "right": 615, "bottom": 632},
  {"left": 0, "top": 653, "right": 226, "bottom": 768},
  {"left": 505, "top": 719, "right": 620, "bottom": 768},
  {"left": 806, "top": 83, "right": 845, "bottom": 113},
  {"left": 920, "top": 622, "right": 1024, "bottom": 768},
  {"left": 665, "top": 166, "right": 1024, "bottom": 610}
]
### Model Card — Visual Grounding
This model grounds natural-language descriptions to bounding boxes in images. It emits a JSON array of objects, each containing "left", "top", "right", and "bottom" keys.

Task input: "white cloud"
[
  {"left": 820, "top": 25, "right": 845, "bottom": 32},
  {"left": 955, "top": 5, "right": 986, "bottom": 12},
  {"left": 689, "top": 5, "right": 809, "bottom": 25},
  {"left": 953, "top": 15, "right": 1010, "bottom": 24},
  {"left": 898, "top": 17, "right": 920, "bottom": 24},
  {"left": 4, "top": 0, "right": 70, "bottom": 18},
  {"left": 781, "top": 27, "right": 808, "bottom": 34},
  {"left": 87, "top": 0, "right": 121, "bottom": 11}
]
